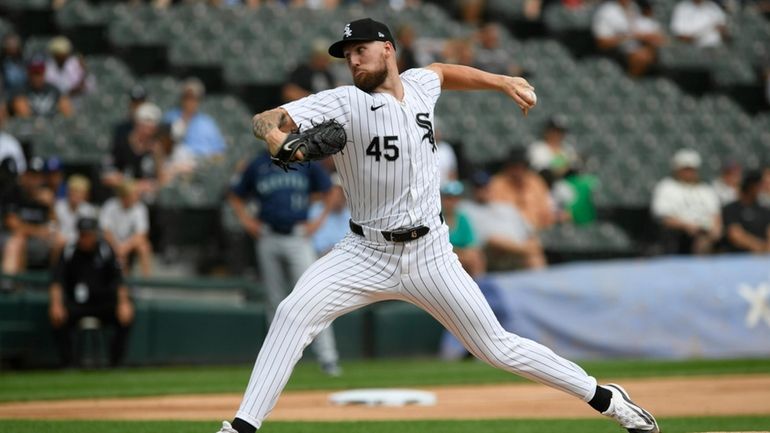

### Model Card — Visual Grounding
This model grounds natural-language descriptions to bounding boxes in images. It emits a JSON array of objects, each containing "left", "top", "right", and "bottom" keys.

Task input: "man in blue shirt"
[
  {"left": 164, "top": 78, "right": 226, "bottom": 157},
  {"left": 228, "top": 151, "right": 340, "bottom": 376}
]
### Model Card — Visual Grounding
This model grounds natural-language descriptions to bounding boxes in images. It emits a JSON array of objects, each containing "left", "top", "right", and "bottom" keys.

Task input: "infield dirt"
[{"left": 1, "top": 375, "right": 768, "bottom": 422}]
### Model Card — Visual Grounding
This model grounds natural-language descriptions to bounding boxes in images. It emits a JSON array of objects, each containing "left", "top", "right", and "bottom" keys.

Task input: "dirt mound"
[{"left": 1, "top": 375, "right": 768, "bottom": 422}]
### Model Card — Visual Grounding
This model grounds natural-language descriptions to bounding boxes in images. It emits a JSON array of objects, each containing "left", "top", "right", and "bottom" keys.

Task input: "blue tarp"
[{"left": 490, "top": 254, "right": 770, "bottom": 359}]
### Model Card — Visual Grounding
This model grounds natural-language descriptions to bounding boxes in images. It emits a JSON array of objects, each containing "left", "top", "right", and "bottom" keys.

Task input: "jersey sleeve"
[
  {"left": 281, "top": 87, "right": 350, "bottom": 131},
  {"left": 402, "top": 68, "right": 442, "bottom": 106}
]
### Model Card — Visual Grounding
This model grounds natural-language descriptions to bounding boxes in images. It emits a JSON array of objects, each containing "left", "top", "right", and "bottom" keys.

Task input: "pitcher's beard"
[{"left": 354, "top": 66, "right": 388, "bottom": 93}]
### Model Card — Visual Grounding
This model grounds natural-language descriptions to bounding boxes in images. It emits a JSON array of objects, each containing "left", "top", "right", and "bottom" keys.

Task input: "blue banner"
[{"left": 490, "top": 254, "right": 770, "bottom": 359}]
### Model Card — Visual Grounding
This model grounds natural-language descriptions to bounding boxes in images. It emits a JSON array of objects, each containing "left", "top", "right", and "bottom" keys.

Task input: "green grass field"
[
  {"left": 2, "top": 358, "right": 769, "bottom": 433},
  {"left": 2, "top": 357, "right": 770, "bottom": 402},
  {"left": 2, "top": 417, "right": 770, "bottom": 433}
]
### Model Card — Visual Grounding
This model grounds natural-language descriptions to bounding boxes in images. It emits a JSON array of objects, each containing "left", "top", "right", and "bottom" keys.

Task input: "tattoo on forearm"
[{"left": 252, "top": 109, "right": 286, "bottom": 141}]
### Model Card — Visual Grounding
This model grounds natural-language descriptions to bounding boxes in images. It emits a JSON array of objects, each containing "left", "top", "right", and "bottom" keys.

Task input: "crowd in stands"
[
  {"left": 1, "top": 32, "right": 229, "bottom": 284},
  {"left": 2, "top": 0, "right": 769, "bottom": 298}
]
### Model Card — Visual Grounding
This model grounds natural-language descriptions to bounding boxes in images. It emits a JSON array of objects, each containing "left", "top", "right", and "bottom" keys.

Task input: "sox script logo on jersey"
[{"left": 282, "top": 68, "right": 442, "bottom": 231}]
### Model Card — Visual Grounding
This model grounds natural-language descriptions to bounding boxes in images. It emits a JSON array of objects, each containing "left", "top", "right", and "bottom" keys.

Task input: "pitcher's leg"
[
  {"left": 235, "top": 240, "right": 401, "bottom": 429},
  {"left": 285, "top": 235, "right": 339, "bottom": 365},
  {"left": 404, "top": 253, "right": 596, "bottom": 401}
]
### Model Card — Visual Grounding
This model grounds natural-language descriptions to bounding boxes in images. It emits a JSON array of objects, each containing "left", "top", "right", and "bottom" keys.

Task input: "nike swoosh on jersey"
[{"left": 370, "top": 104, "right": 385, "bottom": 111}]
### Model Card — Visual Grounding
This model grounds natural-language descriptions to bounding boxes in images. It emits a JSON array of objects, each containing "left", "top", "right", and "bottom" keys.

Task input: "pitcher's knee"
[
  {"left": 273, "top": 299, "right": 305, "bottom": 326},
  {"left": 471, "top": 331, "right": 523, "bottom": 369}
]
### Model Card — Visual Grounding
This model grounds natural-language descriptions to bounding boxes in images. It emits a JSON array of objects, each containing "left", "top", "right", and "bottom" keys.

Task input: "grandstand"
[{"left": 2, "top": 0, "right": 767, "bottom": 263}]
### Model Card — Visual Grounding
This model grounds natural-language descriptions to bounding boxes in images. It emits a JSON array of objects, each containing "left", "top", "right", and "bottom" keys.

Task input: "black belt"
[
  {"left": 349, "top": 213, "right": 443, "bottom": 243},
  {"left": 268, "top": 225, "right": 295, "bottom": 235}
]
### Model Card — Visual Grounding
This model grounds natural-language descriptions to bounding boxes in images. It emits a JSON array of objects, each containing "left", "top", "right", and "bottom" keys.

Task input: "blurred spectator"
[
  {"left": 592, "top": 0, "right": 664, "bottom": 76},
  {"left": 44, "top": 36, "right": 94, "bottom": 102},
  {"left": 552, "top": 170, "right": 599, "bottom": 226},
  {"left": 636, "top": 0, "right": 665, "bottom": 36},
  {"left": 54, "top": 175, "right": 97, "bottom": 246},
  {"left": 711, "top": 159, "right": 742, "bottom": 205},
  {"left": 460, "top": 171, "right": 546, "bottom": 270},
  {"left": 156, "top": 123, "right": 196, "bottom": 185},
  {"left": 441, "top": 180, "right": 486, "bottom": 275},
  {"left": 474, "top": 22, "right": 524, "bottom": 76},
  {"left": 1, "top": 157, "right": 60, "bottom": 280},
  {"left": 488, "top": 148, "right": 557, "bottom": 230},
  {"left": 282, "top": 40, "right": 335, "bottom": 102},
  {"left": 10, "top": 57, "right": 73, "bottom": 118},
  {"left": 722, "top": 171, "right": 770, "bottom": 253},
  {"left": 671, "top": 0, "right": 728, "bottom": 48},
  {"left": 442, "top": 38, "right": 475, "bottom": 66},
  {"left": 164, "top": 78, "right": 226, "bottom": 158},
  {"left": 49, "top": 217, "right": 134, "bottom": 368},
  {"left": 396, "top": 24, "right": 419, "bottom": 72},
  {"left": 527, "top": 115, "right": 579, "bottom": 181},
  {"left": 308, "top": 174, "right": 350, "bottom": 256},
  {"left": 111, "top": 85, "right": 148, "bottom": 156},
  {"left": 1, "top": 33, "right": 26, "bottom": 94},
  {"left": 99, "top": 181, "right": 152, "bottom": 277},
  {"left": 103, "top": 102, "right": 164, "bottom": 197},
  {"left": 437, "top": 133, "right": 458, "bottom": 187},
  {"left": 0, "top": 106, "right": 26, "bottom": 173},
  {"left": 652, "top": 149, "right": 721, "bottom": 255}
]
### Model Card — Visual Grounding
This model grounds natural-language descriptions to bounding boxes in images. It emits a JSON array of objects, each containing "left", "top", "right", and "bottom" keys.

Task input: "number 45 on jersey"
[{"left": 366, "top": 136, "right": 400, "bottom": 161}]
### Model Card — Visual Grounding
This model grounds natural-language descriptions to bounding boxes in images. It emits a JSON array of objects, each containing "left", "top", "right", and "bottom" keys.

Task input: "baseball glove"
[{"left": 271, "top": 119, "right": 347, "bottom": 171}]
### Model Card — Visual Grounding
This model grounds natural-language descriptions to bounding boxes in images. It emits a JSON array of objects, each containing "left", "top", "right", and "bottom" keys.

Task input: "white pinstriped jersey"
[{"left": 282, "top": 68, "right": 442, "bottom": 231}]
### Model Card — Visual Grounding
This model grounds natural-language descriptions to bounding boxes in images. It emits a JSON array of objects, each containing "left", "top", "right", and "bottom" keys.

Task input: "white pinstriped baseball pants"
[{"left": 236, "top": 224, "right": 598, "bottom": 429}]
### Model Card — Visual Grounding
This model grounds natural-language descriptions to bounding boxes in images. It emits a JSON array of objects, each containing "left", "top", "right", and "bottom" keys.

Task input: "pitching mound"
[{"left": 0, "top": 375, "right": 769, "bottom": 421}]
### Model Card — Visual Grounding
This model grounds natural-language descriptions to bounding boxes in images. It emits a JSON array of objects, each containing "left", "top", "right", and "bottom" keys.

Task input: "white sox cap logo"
[{"left": 343, "top": 24, "right": 352, "bottom": 38}]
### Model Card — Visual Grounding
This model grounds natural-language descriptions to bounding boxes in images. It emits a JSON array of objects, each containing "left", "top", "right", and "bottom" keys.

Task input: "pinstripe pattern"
[
  {"left": 282, "top": 68, "right": 441, "bottom": 231},
  {"left": 236, "top": 68, "right": 598, "bottom": 429}
]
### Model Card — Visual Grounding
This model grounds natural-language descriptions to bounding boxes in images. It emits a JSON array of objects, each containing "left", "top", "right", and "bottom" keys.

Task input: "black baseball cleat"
[{"left": 601, "top": 384, "right": 660, "bottom": 433}]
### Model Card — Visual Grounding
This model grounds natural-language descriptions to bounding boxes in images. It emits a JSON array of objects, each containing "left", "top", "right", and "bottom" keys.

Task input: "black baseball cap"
[
  {"left": 77, "top": 216, "right": 99, "bottom": 233},
  {"left": 328, "top": 18, "right": 396, "bottom": 59}
]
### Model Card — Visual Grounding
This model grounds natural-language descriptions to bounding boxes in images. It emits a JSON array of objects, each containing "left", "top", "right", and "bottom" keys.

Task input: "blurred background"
[{"left": 0, "top": 0, "right": 769, "bottom": 370}]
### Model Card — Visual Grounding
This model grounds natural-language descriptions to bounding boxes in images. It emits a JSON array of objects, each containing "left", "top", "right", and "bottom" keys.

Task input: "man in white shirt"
[
  {"left": 652, "top": 149, "right": 721, "bottom": 254},
  {"left": 671, "top": 0, "right": 728, "bottom": 48},
  {"left": 99, "top": 181, "right": 152, "bottom": 276},
  {"left": 45, "top": 36, "right": 94, "bottom": 100},
  {"left": 592, "top": 0, "right": 665, "bottom": 76},
  {"left": 527, "top": 115, "right": 579, "bottom": 180}
]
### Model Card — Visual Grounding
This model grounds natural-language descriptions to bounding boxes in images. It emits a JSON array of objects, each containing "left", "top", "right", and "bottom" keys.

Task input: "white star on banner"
[{"left": 738, "top": 282, "right": 770, "bottom": 329}]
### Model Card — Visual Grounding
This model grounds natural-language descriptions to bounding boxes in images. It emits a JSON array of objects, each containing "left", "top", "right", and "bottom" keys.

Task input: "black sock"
[
  {"left": 232, "top": 418, "right": 257, "bottom": 433},
  {"left": 588, "top": 385, "right": 613, "bottom": 413}
]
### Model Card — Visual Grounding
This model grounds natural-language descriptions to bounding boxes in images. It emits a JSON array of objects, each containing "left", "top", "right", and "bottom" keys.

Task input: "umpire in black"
[{"left": 49, "top": 216, "right": 134, "bottom": 367}]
